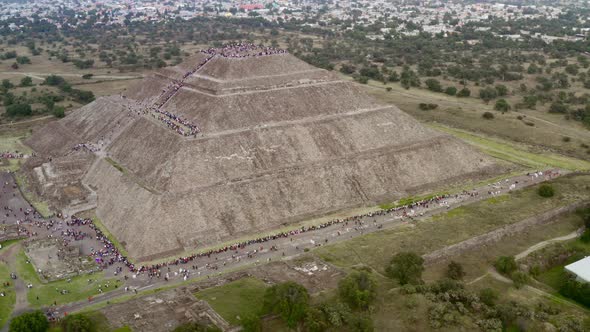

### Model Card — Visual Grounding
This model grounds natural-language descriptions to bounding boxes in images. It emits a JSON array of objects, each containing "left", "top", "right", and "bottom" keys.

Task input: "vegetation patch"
[
  {"left": 316, "top": 174, "right": 590, "bottom": 273},
  {"left": 195, "top": 277, "right": 269, "bottom": 326},
  {"left": 432, "top": 124, "right": 590, "bottom": 171},
  {"left": 0, "top": 262, "right": 16, "bottom": 328},
  {"left": 14, "top": 249, "right": 120, "bottom": 308},
  {"left": 105, "top": 157, "right": 125, "bottom": 174}
]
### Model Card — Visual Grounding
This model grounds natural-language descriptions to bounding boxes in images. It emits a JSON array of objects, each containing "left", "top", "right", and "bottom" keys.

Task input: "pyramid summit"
[{"left": 23, "top": 44, "right": 501, "bottom": 261}]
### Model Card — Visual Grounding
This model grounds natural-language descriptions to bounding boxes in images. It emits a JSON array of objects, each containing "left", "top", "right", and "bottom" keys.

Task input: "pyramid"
[{"left": 23, "top": 45, "right": 501, "bottom": 261}]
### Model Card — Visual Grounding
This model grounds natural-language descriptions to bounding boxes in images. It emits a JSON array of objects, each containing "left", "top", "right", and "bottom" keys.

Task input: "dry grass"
[{"left": 315, "top": 174, "right": 590, "bottom": 274}]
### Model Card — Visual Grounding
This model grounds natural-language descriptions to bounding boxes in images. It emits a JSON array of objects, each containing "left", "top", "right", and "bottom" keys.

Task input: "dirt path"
[{"left": 515, "top": 228, "right": 584, "bottom": 260}]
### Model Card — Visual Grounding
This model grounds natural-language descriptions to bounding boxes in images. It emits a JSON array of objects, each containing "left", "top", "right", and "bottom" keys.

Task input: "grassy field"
[
  {"left": 432, "top": 124, "right": 590, "bottom": 171},
  {"left": 0, "top": 133, "right": 31, "bottom": 172},
  {"left": 362, "top": 79, "right": 590, "bottom": 161},
  {"left": 535, "top": 237, "right": 590, "bottom": 292},
  {"left": 195, "top": 277, "right": 269, "bottom": 326},
  {"left": 423, "top": 211, "right": 584, "bottom": 282},
  {"left": 315, "top": 174, "right": 590, "bottom": 274},
  {"left": 0, "top": 262, "right": 16, "bottom": 328},
  {"left": 13, "top": 249, "right": 120, "bottom": 308},
  {"left": 0, "top": 239, "right": 21, "bottom": 252}
]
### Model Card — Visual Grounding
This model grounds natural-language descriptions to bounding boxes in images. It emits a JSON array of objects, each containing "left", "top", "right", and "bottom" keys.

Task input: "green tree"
[
  {"left": 338, "top": 271, "right": 377, "bottom": 309},
  {"left": 9, "top": 310, "right": 49, "bottom": 332},
  {"left": 494, "top": 256, "right": 517, "bottom": 275},
  {"left": 20, "top": 76, "right": 33, "bottom": 87},
  {"left": 61, "top": 313, "right": 94, "bottom": 332},
  {"left": 479, "top": 87, "right": 498, "bottom": 103},
  {"left": 263, "top": 282, "right": 309, "bottom": 329},
  {"left": 6, "top": 103, "right": 32, "bottom": 117},
  {"left": 549, "top": 102, "right": 569, "bottom": 114},
  {"left": 53, "top": 106, "right": 65, "bottom": 118},
  {"left": 482, "top": 111, "right": 495, "bottom": 119},
  {"left": 425, "top": 78, "right": 443, "bottom": 92},
  {"left": 1, "top": 79, "right": 14, "bottom": 90},
  {"left": 522, "top": 95, "right": 538, "bottom": 109},
  {"left": 510, "top": 271, "right": 529, "bottom": 289},
  {"left": 495, "top": 84, "right": 508, "bottom": 96},
  {"left": 43, "top": 75, "right": 67, "bottom": 86},
  {"left": 386, "top": 252, "right": 424, "bottom": 285},
  {"left": 444, "top": 86, "right": 457, "bottom": 96},
  {"left": 172, "top": 322, "right": 221, "bottom": 332},
  {"left": 241, "top": 314, "right": 262, "bottom": 332},
  {"left": 479, "top": 288, "right": 498, "bottom": 306},
  {"left": 494, "top": 99, "right": 511, "bottom": 112},
  {"left": 457, "top": 87, "right": 471, "bottom": 97},
  {"left": 538, "top": 184, "right": 555, "bottom": 198},
  {"left": 16, "top": 56, "right": 31, "bottom": 65},
  {"left": 347, "top": 313, "right": 374, "bottom": 332},
  {"left": 446, "top": 261, "right": 465, "bottom": 280}
]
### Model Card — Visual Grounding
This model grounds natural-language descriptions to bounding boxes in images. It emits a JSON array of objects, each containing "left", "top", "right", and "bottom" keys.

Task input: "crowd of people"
[
  {"left": 144, "top": 53, "right": 216, "bottom": 136},
  {"left": 150, "top": 108, "right": 199, "bottom": 136},
  {"left": 116, "top": 194, "right": 454, "bottom": 275},
  {"left": 0, "top": 151, "right": 25, "bottom": 159},
  {"left": 142, "top": 43, "right": 287, "bottom": 136},
  {"left": 73, "top": 143, "right": 100, "bottom": 153},
  {"left": 200, "top": 43, "right": 288, "bottom": 58}
]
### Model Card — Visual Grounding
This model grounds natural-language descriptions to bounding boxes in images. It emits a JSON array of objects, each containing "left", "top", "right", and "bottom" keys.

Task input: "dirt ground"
[
  {"left": 24, "top": 238, "right": 98, "bottom": 282},
  {"left": 100, "top": 286, "right": 226, "bottom": 332},
  {"left": 249, "top": 256, "right": 345, "bottom": 294}
]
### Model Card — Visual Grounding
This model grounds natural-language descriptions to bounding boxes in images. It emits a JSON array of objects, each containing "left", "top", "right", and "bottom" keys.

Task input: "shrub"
[
  {"left": 9, "top": 311, "right": 49, "bottom": 332},
  {"left": 494, "top": 256, "right": 517, "bottom": 275},
  {"left": 446, "top": 261, "right": 465, "bottom": 280},
  {"left": 418, "top": 103, "right": 438, "bottom": 111},
  {"left": 494, "top": 98, "right": 511, "bottom": 112},
  {"left": 241, "top": 314, "right": 262, "bottom": 332},
  {"left": 338, "top": 270, "right": 377, "bottom": 309},
  {"left": 356, "top": 76, "right": 369, "bottom": 84},
  {"left": 61, "top": 313, "right": 94, "bottom": 332},
  {"left": 386, "top": 252, "right": 424, "bottom": 285},
  {"left": 172, "top": 322, "right": 221, "bottom": 332},
  {"left": 479, "top": 87, "right": 498, "bottom": 102},
  {"left": 53, "top": 106, "right": 65, "bottom": 118},
  {"left": 263, "top": 282, "right": 309, "bottom": 329},
  {"left": 559, "top": 275, "right": 590, "bottom": 307},
  {"left": 19, "top": 76, "right": 33, "bottom": 87},
  {"left": 549, "top": 102, "right": 569, "bottom": 114},
  {"left": 510, "top": 271, "right": 529, "bottom": 289},
  {"left": 482, "top": 111, "right": 494, "bottom": 119},
  {"left": 478, "top": 288, "right": 498, "bottom": 306},
  {"left": 444, "top": 86, "right": 457, "bottom": 96},
  {"left": 386, "top": 87, "right": 392, "bottom": 92},
  {"left": 457, "top": 87, "right": 471, "bottom": 97},
  {"left": 495, "top": 84, "right": 508, "bottom": 96},
  {"left": 6, "top": 103, "right": 32, "bottom": 117},
  {"left": 562, "top": 136, "right": 571, "bottom": 142},
  {"left": 580, "top": 229, "right": 590, "bottom": 243},
  {"left": 538, "top": 184, "right": 555, "bottom": 198},
  {"left": 425, "top": 78, "right": 443, "bottom": 92}
]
